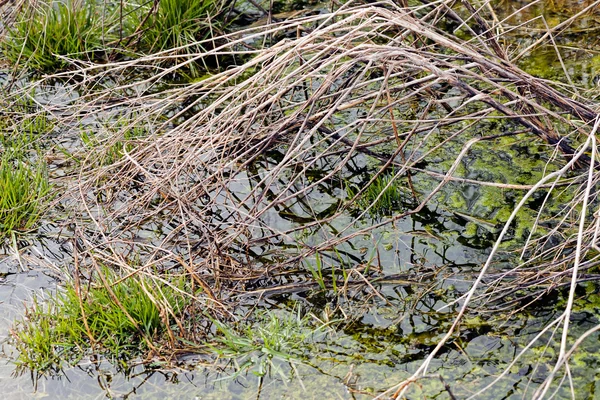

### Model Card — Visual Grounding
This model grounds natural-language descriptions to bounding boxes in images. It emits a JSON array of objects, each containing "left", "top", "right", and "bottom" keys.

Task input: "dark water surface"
[{"left": 2, "top": 1, "right": 600, "bottom": 399}]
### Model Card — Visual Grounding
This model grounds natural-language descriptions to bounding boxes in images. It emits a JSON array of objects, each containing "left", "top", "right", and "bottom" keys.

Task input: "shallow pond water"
[
  {"left": 2, "top": 0, "right": 600, "bottom": 399},
  {"left": 1, "top": 177, "right": 597, "bottom": 399},
  {"left": 4, "top": 261, "right": 600, "bottom": 399}
]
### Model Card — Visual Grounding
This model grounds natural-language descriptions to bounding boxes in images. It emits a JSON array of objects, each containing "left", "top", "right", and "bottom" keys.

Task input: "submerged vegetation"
[
  {"left": 1, "top": 0, "right": 600, "bottom": 398},
  {"left": 347, "top": 170, "right": 409, "bottom": 217},
  {"left": 213, "top": 308, "right": 329, "bottom": 378}
]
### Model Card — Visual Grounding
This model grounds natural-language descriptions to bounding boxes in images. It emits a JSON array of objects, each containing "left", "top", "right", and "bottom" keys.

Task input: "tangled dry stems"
[{"left": 7, "top": 0, "right": 600, "bottom": 396}]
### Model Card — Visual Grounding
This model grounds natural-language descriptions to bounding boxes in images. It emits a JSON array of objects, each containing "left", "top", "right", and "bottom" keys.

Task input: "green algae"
[{"left": 4, "top": 1, "right": 600, "bottom": 398}]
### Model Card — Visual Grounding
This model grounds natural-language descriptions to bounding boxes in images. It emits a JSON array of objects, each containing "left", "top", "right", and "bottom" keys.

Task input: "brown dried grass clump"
[{"left": 12, "top": 0, "right": 600, "bottom": 395}]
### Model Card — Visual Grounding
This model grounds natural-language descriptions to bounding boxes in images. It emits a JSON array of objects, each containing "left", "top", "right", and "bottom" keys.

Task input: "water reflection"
[
  {"left": 2, "top": 0, "right": 600, "bottom": 398},
  {"left": 3, "top": 245, "right": 600, "bottom": 399}
]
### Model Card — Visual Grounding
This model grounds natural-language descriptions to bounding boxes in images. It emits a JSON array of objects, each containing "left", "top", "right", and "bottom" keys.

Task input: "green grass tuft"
[
  {"left": 2, "top": 0, "right": 227, "bottom": 72},
  {"left": 0, "top": 152, "right": 50, "bottom": 238},
  {"left": 139, "top": 0, "right": 224, "bottom": 54},
  {"left": 12, "top": 267, "right": 191, "bottom": 373},
  {"left": 3, "top": 0, "right": 111, "bottom": 71},
  {"left": 347, "top": 171, "right": 408, "bottom": 216}
]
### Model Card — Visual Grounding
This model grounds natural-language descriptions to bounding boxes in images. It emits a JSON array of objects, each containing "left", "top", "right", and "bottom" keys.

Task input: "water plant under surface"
[
  {"left": 212, "top": 308, "right": 330, "bottom": 379},
  {"left": 2, "top": 0, "right": 600, "bottom": 398},
  {"left": 347, "top": 170, "right": 409, "bottom": 217}
]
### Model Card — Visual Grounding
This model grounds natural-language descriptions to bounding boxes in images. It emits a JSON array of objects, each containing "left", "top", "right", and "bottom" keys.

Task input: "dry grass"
[{"left": 6, "top": 0, "right": 600, "bottom": 396}]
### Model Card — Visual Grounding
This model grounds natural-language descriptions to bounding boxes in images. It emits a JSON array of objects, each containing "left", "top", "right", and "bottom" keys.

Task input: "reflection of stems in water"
[
  {"left": 256, "top": 374, "right": 263, "bottom": 400},
  {"left": 12, "top": 0, "right": 600, "bottom": 396},
  {"left": 389, "top": 123, "right": 598, "bottom": 400}
]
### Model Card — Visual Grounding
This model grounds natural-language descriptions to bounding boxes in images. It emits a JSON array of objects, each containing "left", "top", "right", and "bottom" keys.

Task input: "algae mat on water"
[{"left": 1, "top": 0, "right": 600, "bottom": 398}]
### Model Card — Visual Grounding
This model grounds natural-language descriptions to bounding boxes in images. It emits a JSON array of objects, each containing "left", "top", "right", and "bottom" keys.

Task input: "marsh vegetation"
[{"left": 1, "top": 0, "right": 600, "bottom": 398}]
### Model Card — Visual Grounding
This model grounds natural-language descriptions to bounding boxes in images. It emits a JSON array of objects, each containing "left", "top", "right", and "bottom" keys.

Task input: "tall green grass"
[
  {"left": 12, "top": 267, "right": 191, "bottom": 373},
  {"left": 0, "top": 152, "right": 50, "bottom": 238},
  {"left": 139, "top": 0, "right": 224, "bottom": 54},
  {"left": 2, "top": 0, "right": 227, "bottom": 72},
  {"left": 0, "top": 95, "right": 53, "bottom": 239},
  {"left": 3, "top": 0, "right": 110, "bottom": 71}
]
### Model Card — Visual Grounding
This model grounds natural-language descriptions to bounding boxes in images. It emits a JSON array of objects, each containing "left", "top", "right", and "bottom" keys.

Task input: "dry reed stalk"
[{"left": 10, "top": 0, "right": 600, "bottom": 395}]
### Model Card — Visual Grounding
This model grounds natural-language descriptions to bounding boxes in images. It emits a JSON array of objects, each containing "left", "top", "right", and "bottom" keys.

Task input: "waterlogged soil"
[
  {"left": 1, "top": 139, "right": 596, "bottom": 399},
  {"left": 4, "top": 264, "right": 600, "bottom": 399},
  {"left": 2, "top": 1, "right": 600, "bottom": 399}
]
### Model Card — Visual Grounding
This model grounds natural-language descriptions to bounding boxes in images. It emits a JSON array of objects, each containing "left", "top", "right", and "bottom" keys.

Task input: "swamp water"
[{"left": 1, "top": 1, "right": 600, "bottom": 399}]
